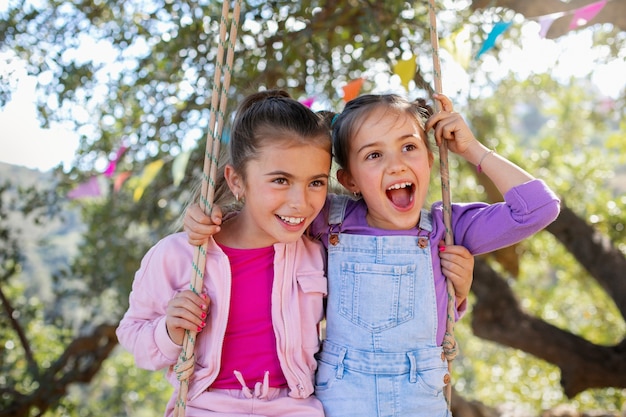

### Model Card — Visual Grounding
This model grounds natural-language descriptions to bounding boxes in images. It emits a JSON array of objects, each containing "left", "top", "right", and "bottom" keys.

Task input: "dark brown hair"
[{"left": 329, "top": 94, "right": 434, "bottom": 171}]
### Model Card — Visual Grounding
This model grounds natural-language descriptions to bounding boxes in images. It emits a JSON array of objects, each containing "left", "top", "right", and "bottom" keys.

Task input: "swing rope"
[
  {"left": 173, "top": 1, "right": 242, "bottom": 416},
  {"left": 428, "top": 0, "right": 458, "bottom": 411}
]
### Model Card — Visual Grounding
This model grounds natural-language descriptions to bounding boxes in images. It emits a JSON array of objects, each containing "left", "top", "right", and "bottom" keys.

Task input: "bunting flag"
[
  {"left": 130, "top": 159, "right": 165, "bottom": 202},
  {"left": 568, "top": 0, "right": 607, "bottom": 30},
  {"left": 473, "top": 1, "right": 610, "bottom": 58},
  {"left": 392, "top": 55, "right": 417, "bottom": 90},
  {"left": 114, "top": 171, "right": 132, "bottom": 192},
  {"left": 300, "top": 97, "right": 315, "bottom": 108},
  {"left": 342, "top": 78, "right": 364, "bottom": 102},
  {"left": 103, "top": 144, "right": 128, "bottom": 178},
  {"left": 441, "top": 25, "right": 472, "bottom": 70},
  {"left": 538, "top": 12, "right": 566, "bottom": 38},
  {"left": 172, "top": 150, "right": 192, "bottom": 187},
  {"left": 68, "top": 176, "right": 102, "bottom": 200},
  {"left": 475, "top": 21, "right": 513, "bottom": 59}
]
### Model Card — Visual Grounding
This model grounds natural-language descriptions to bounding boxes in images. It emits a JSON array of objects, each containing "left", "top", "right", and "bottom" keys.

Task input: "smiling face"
[
  {"left": 222, "top": 137, "right": 331, "bottom": 248},
  {"left": 337, "top": 106, "right": 433, "bottom": 230}
]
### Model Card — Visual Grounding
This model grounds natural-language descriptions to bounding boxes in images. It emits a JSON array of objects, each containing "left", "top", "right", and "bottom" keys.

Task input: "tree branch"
[{"left": 471, "top": 258, "right": 626, "bottom": 397}]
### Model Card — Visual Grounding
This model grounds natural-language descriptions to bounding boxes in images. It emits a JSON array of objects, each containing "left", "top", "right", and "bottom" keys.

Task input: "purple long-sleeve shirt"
[{"left": 309, "top": 179, "right": 561, "bottom": 344}]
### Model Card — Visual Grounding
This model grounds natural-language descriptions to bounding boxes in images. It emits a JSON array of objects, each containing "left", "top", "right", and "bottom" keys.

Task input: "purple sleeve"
[
  {"left": 307, "top": 195, "right": 332, "bottom": 247},
  {"left": 440, "top": 179, "right": 560, "bottom": 255}
]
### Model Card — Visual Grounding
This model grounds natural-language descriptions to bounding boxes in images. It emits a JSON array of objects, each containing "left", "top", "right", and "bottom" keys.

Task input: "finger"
[
  {"left": 433, "top": 93, "right": 454, "bottom": 112},
  {"left": 210, "top": 205, "right": 223, "bottom": 224},
  {"left": 169, "top": 291, "right": 209, "bottom": 325},
  {"left": 185, "top": 225, "right": 220, "bottom": 245}
]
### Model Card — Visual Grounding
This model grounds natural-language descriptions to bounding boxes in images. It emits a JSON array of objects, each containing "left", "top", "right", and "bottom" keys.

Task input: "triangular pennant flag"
[
  {"left": 300, "top": 97, "right": 315, "bottom": 108},
  {"left": 393, "top": 55, "right": 417, "bottom": 90},
  {"left": 103, "top": 145, "right": 128, "bottom": 178},
  {"left": 475, "top": 21, "right": 513, "bottom": 59},
  {"left": 68, "top": 176, "right": 102, "bottom": 200},
  {"left": 114, "top": 171, "right": 132, "bottom": 192},
  {"left": 537, "top": 12, "right": 565, "bottom": 38},
  {"left": 342, "top": 78, "right": 364, "bottom": 102},
  {"left": 172, "top": 150, "right": 192, "bottom": 187},
  {"left": 441, "top": 25, "right": 472, "bottom": 70},
  {"left": 568, "top": 0, "right": 607, "bottom": 30},
  {"left": 132, "top": 159, "right": 165, "bottom": 202}
]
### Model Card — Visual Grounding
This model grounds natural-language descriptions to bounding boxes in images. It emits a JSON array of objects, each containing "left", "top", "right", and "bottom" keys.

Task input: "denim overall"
[{"left": 315, "top": 196, "right": 450, "bottom": 417}]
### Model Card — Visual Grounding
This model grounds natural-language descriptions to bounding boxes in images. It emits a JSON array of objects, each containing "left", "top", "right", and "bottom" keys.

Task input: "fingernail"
[
  {"left": 439, "top": 245, "right": 446, "bottom": 252},
  {"left": 196, "top": 326, "right": 202, "bottom": 332},
  {"left": 201, "top": 321, "right": 206, "bottom": 327},
  {"left": 202, "top": 294, "right": 208, "bottom": 300},
  {"left": 201, "top": 312, "right": 206, "bottom": 319}
]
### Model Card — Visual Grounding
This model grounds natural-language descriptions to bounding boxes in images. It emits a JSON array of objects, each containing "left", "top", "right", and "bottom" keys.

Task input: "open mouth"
[
  {"left": 277, "top": 214, "right": 305, "bottom": 226},
  {"left": 386, "top": 182, "right": 414, "bottom": 209}
]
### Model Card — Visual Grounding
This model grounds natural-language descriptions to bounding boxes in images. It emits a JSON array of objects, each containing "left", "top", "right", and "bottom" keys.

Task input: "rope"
[
  {"left": 427, "top": 0, "right": 458, "bottom": 411},
  {"left": 173, "top": 1, "right": 242, "bottom": 416}
]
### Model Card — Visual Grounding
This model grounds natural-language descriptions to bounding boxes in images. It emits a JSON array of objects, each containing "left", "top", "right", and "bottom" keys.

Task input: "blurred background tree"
[{"left": 1, "top": 0, "right": 625, "bottom": 416}]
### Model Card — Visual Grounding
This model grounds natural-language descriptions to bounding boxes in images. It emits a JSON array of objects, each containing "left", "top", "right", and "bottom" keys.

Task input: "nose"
[
  {"left": 386, "top": 153, "right": 407, "bottom": 174},
  {"left": 288, "top": 185, "right": 307, "bottom": 210}
]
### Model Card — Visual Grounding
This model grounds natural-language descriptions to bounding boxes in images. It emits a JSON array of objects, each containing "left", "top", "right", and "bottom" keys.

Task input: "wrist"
[{"left": 476, "top": 149, "right": 495, "bottom": 173}]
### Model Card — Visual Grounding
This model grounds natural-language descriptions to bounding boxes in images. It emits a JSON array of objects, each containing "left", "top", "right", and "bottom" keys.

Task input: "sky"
[{"left": 0, "top": 21, "right": 625, "bottom": 172}]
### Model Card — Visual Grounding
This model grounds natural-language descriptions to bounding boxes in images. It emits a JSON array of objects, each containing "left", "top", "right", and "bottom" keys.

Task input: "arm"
[{"left": 116, "top": 237, "right": 209, "bottom": 370}]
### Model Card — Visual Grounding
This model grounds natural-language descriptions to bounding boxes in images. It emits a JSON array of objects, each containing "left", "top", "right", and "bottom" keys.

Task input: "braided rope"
[
  {"left": 428, "top": 0, "right": 458, "bottom": 411},
  {"left": 173, "top": 1, "right": 242, "bottom": 416}
]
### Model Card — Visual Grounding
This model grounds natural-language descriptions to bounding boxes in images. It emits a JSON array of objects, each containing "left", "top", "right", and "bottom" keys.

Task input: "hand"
[
  {"left": 183, "top": 203, "right": 223, "bottom": 246},
  {"left": 438, "top": 241, "right": 474, "bottom": 309},
  {"left": 165, "top": 290, "right": 209, "bottom": 345},
  {"left": 425, "top": 94, "right": 477, "bottom": 155}
]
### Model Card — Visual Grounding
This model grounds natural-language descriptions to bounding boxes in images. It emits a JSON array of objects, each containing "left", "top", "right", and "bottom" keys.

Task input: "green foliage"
[{"left": 55, "top": 349, "right": 172, "bottom": 417}]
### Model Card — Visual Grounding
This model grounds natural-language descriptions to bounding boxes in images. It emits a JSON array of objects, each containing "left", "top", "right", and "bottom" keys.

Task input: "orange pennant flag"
[
  {"left": 114, "top": 171, "right": 132, "bottom": 192},
  {"left": 342, "top": 78, "right": 364, "bottom": 102}
]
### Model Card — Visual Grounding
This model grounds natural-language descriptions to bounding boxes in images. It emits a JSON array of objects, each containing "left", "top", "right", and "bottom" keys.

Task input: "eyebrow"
[
  {"left": 265, "top": 171, "right": 329, "bottom": 180},
  {"left": 355, "top": 133, "right": 420, "bottom": 154}
]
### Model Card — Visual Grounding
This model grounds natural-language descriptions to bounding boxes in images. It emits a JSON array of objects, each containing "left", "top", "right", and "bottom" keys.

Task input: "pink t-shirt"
[{"left": 211, "top": 244, "right": 288, "bottom": 389}]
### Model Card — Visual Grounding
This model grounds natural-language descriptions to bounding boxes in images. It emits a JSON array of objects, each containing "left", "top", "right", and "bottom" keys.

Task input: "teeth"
[
  {"left": 278, "top": 215, "right": 305, "bottom": 225},
  {"left": 387, "top": 182, "right": 412, "bottom": 190}
]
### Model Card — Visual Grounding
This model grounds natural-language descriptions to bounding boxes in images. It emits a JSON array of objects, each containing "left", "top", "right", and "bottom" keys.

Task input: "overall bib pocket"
[{"left": 338, "top": 262, "right": 416, "bottom": 332}]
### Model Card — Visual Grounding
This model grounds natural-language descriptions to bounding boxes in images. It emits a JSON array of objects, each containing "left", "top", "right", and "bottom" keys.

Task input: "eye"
[
  {"left": 403, "top": 143, "right": 417, "bottom": 152},
  {"left": 365, "top": 151, "right": 381, "bottom": 160},
  {"left": 273, "top": 177, "right": 289, "bottom": 185},
  {"left": 310, "top": 179, "right": 328, "bottom": 188}
]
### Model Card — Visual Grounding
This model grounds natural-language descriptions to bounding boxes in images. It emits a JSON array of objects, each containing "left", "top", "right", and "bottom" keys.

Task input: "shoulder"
[{"left": 295, "top": 235, "right": 326, "bottom": 263}]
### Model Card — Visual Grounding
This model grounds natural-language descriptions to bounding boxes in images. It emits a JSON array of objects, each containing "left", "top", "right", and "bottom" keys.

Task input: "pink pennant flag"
[
  {"left": 568, "top": 0, "right": 607, "bottom": 30},
  {"left": 68, "top": 176, "right": 102, "bottom": 199},
  {"left": 103, "top": 145, "right": 128, "bottom": 178},
  {"left": 537, "top": 12, "right": 565, "bottom": 38},
  {"left": 300, "top": 97, "right": 315, "bottom": 108}
]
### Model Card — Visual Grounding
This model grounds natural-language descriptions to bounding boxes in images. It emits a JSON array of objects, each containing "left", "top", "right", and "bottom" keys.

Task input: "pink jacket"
[{"left": 116, "top": 232, "right": 327, "bottom": 401}]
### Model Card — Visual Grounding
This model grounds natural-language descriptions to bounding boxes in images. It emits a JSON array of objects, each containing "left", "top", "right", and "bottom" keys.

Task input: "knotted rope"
[
  {"left": 428, "top": 0, "right": 458, "bottom": 410},
  {"left": 173, "top": 1, "right": 242, "bottom": 416}
]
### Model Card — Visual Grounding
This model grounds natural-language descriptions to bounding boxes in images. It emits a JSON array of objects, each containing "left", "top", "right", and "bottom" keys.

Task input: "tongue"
[{"left": 387, "top": 187, "right": 411, "bottom": 208}]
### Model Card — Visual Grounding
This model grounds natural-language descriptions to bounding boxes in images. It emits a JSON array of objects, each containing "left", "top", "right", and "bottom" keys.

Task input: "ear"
[
  {"left": 336, "top": 168, "right": 359, "bottom": 195},
  {"left": 224, "top": 164, "right": 244, "bottom": 199}
]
